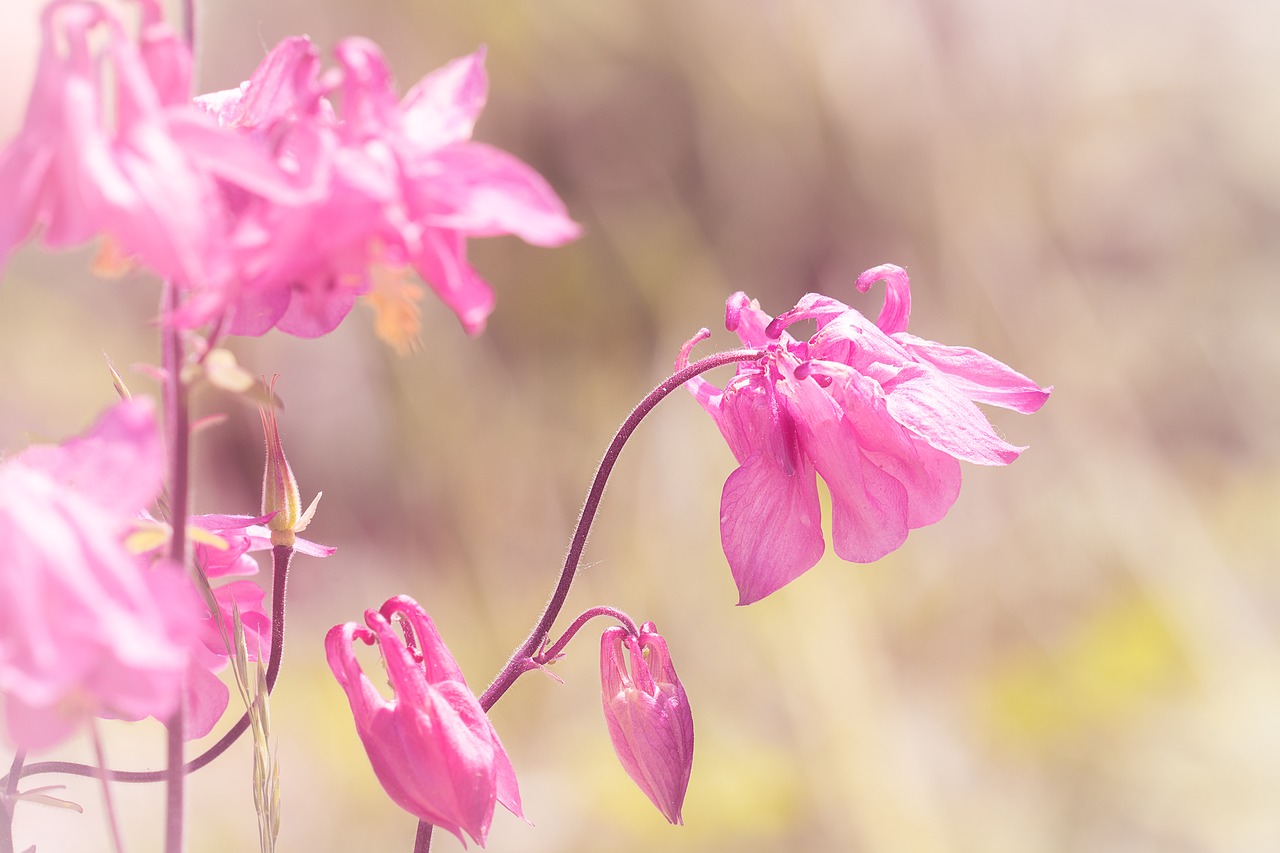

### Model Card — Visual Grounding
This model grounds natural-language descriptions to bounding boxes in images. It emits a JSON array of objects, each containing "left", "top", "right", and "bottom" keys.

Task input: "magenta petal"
[
  {"left": 827, "top": 366, "right": 962, "bottom": 528},
  {"left": 778, "top": 375, "right": 910, "bottom": 563},
  {"left": 326, "top": 596, "right": 521, "bottom": 847},
  {"left": 720, "top": 453, "right": 825, "bottom": 605},
  {"left": 272, "top": 277, "right": 363, "bottom": 338}
]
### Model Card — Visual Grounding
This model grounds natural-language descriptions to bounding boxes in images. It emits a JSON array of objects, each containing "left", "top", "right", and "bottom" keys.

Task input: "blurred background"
[{"left": 3, "top": 0, "right": 1279, "bottom": 850}]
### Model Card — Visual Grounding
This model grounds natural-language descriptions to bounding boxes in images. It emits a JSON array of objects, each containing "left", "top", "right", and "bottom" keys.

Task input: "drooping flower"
[
  {"left": 0, "top": 0, "right": 307, "bottom": 313},
  {"left": 599, "top": 622, "right": 694, "bottom": 825},
  {"left": 681, "top": 264, "right": 1051, "bottom": 604},
  {"left": 0, "top": 398, "right": 199, "bottom": 749},
  {"left": 325, "top": 595, "right": 523, "bottom": 847},
  {"left": 0, "top": 2, "right": 578, "bottom": 343},
  {"left": 192, "top": 37, "right": 581, "bottom": 338}
]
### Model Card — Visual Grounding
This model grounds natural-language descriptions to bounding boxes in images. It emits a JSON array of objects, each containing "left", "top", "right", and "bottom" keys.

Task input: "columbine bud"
[
  {"left": 600, "top": 622, "right": 695, "bottom": 824},
  {"left": 259, "top": 383, "right": 320, "bottom": 547}
]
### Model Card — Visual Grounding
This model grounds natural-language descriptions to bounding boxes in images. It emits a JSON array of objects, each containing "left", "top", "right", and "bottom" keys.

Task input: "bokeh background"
[{"left": 3, "top": 0, "right": 1280, "bottom": 851}]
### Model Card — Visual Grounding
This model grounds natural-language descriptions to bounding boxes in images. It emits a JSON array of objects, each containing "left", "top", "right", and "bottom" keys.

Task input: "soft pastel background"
[{"left": 3, "top": 0, "right": 1279, "bottom": 851}]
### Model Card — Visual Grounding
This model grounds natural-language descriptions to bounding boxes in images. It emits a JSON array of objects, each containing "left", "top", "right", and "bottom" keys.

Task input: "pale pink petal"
[
  {"left": 398, "top": 48, "right": 490, "bottom": 150},
  {"left": 878, "top": 363, "right": 1026, "bottom": 466},
  {"left": 411, "top": 226, "right": 495, "bottom": 335},
  {"left": 894, "top": 332, "right": 1052, "bottom": 414},
  {"left": 182, "top": 660, "right": 230, "bottom": 740},
  {"left": 407, "top": 143, "right": 581, "bottom": 246}
]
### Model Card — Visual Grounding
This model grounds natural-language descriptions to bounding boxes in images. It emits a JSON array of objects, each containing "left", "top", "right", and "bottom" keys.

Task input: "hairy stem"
[
  {"left": 538, "top": 606, "right": 640, "bottom": 664},
  {"left": 477, "top": 346, "right": 762, "bottom": 712}
]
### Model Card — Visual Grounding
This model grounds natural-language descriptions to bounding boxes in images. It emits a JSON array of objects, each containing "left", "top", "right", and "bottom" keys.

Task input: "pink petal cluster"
[
  {"left": 325, "top": 595, "right": 523, "bottom": 847},
  {"left": 681, "top": 265, "right": 1051, "bottom": 604},
  {"left": 0, "top": 398, "right": 200, "bottom": 749},
  {"left": 0, "top": 0, "right": 579, "bottom": 338},
  {"left": 600, "top": 622, "right": 694, "bottom": 825}
]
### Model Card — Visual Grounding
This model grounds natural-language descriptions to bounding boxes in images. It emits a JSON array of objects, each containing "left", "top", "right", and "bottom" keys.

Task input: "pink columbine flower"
[
  {"left": 0, "top": 398, "right": 199, "bottom": 749},
  {"left": 0, "top": 0, "right": 307, "bottom": 311},
  {"left": 680, "top": 264, "right": 1051, "bottom": 604},
  {"left": 325, "top": 595, "right": 523, "bottom": 847},
  {"left": 600, "top": 622, "right": 694, "bottom": 825},
  {"left": 192, "top": 37, "right": 580, "bottom": 337}
]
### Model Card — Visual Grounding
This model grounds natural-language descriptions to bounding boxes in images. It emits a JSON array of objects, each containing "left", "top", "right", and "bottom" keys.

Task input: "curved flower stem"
[
  {"left": 6, "top": 545, "right": 295, "bottom": 787},
  {"left": 1, "top": 750, "right": 22, "bottom": 853},
  {"left": 477, "top": 345, "right": 763, "bottom": 713},
  {"left": 410, "top": 346, "right": 761, "bottom": 852},
  {"left": 538, "top": 606, "right": 640, "bottom": 664},
  {"left": 161, "top": 282, "right": 191, "bottom": 853}
]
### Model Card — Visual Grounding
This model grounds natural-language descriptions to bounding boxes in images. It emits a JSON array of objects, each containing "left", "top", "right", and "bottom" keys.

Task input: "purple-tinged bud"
[
  {"left": 599, "top": 622, "right": 694, "bottom": 824},
  {"left": 258, "top": 381, "right": 320, "bottom": 547}
]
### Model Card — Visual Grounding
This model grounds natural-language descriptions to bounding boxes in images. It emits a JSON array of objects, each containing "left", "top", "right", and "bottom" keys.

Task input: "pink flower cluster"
[
  {"left": 0, "top": 0, "right": 579, "bottom": 338},
  {"left": 682, "top": 265, "right": 1051, "bottom": 604}
]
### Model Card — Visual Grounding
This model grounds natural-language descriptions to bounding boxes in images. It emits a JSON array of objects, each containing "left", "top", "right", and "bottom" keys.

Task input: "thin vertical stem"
[
  {"left": 161, "top": 282, "right": 191, "bottom": 853},
  {"left": 1, "top": 750, "right": 23, "bottom": 853},
  {"left": 90, "top": 722, "right": 127, "bottom": 853},
  {"left": 182, "top": 0, "right": 196, "bottom": 61},
  {"left": 412, "top": 822, "right": 433, "bottom": 853}
]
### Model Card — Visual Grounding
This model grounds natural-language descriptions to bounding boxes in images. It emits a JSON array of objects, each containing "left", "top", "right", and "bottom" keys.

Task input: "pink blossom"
[
  {"left": 681, "top": 265, "right": 1051, "bottom": 604},
  {"left": 0, "top": 0, "right": 304, "bottom": 313},
  {"left": 175, "top": 510, "right": 333, "bottom": 739},
  {"left": 193, "top": 38, "right": 580, "bottom": 337},
  {"left": 325, "top": 595, "right": 523, "bottom": 847},
  {"left": 600, "top": 623, "right": 694, "bottom": 825},
  {"left": 0, "top": 398, "right": 199, "bottom": 749}
]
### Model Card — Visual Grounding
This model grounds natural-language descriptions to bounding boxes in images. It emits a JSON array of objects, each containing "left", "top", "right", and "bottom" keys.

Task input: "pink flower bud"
[
  {"left": 600, "top": 622, "right": 695, "bottom": 824},
  {"left": 325, "top": 595, "right": 523, "bottom": 847}
]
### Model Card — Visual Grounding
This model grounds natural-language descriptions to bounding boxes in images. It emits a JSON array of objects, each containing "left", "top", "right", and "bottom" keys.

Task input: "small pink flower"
[
  {"left": 0, "top": 398, "right": 199, "bottom": 750},
  {"left": 325, "top": 595, "right": 523, "bottom": 847},
  {"left": 600, "top": 623, "right": 694, "bottom": 825},
  {"left": 681, "top": 265, "right": 1051, "bottom": 604}
]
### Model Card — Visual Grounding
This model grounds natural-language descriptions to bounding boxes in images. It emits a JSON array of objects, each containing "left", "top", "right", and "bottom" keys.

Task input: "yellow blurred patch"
[
  {"left": 362, "top": 263, "right": 424, "bottom": 356},
  {"left": 979, "top": 597, "right": 1188, "bottom": 748},
  {"left": 90, "top": 236, "right": 136, "bottom": 279}
]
